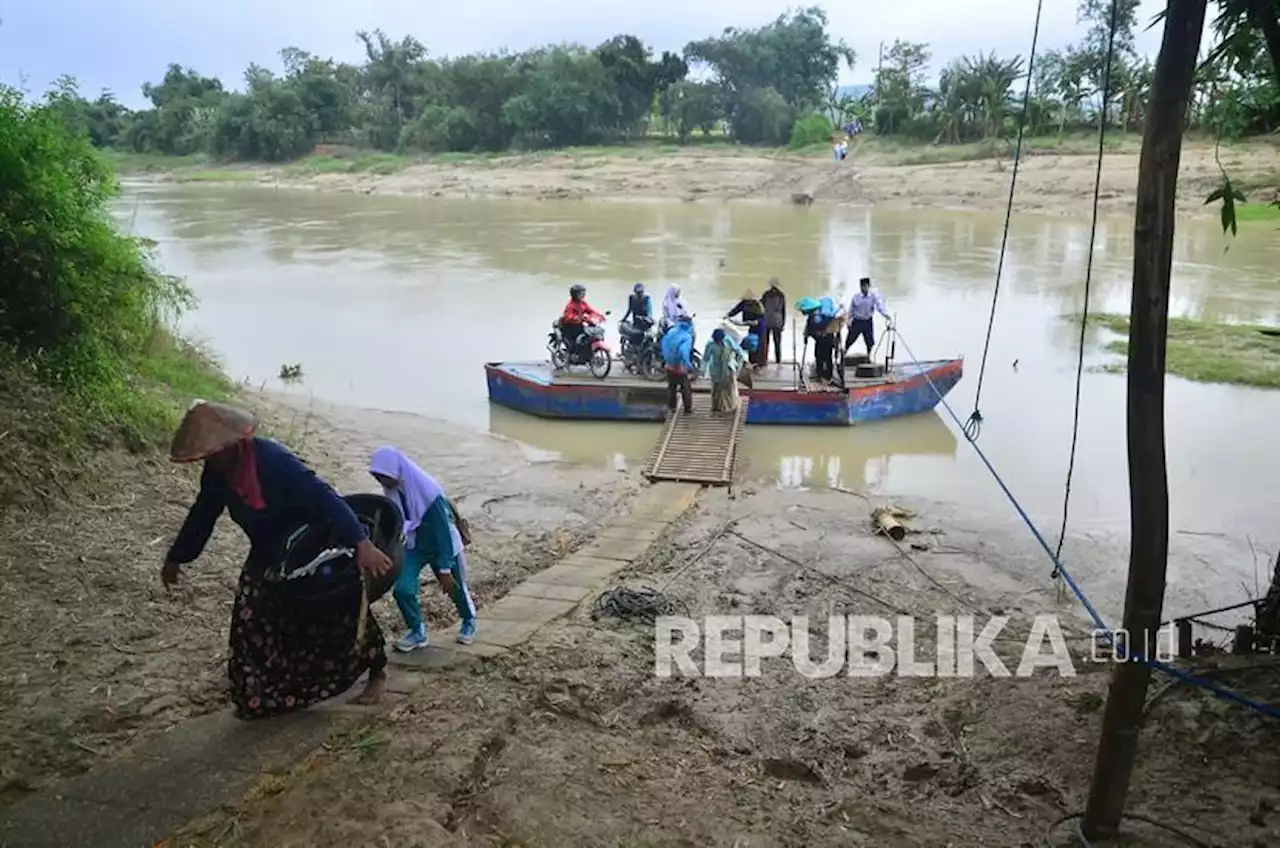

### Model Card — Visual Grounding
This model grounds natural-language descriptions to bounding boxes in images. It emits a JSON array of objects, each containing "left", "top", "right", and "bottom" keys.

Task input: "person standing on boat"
[
  {"left": 846, "top": 277, "right": 892, "bottom": 357},
  {"left": 725, "top": 289, "right": 767, "bottom": 368},
  {"left": 761, "top": 279, "right": 786, "bottom": 366},
  {"left": 661, "top": 315, "right": 695, "bottom": 416},
  {"left": 703, "top": 328, "right": 746, "bottom": 413}
]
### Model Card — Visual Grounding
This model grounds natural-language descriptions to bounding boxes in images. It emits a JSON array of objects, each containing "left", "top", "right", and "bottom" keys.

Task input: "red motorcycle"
[{"left": 549, "top": 311, "right": 612, "bottom": 379}]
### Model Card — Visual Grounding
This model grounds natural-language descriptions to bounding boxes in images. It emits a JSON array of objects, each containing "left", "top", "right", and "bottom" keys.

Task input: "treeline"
[
  {"left": 871, "top": 0, "right": 1279, "bottom": 143},
  {"left": 47, "top": 8, "right": 853, "bottom": 160},
  {"left": 35, "top": 0, "right": 1280, "bottom": 164}
]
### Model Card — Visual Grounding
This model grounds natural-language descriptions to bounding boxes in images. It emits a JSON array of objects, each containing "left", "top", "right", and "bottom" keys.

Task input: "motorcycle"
[
  {"left": 618, "top": 315, "right": 660, "bottom": 378},
  {"left": 549, "top": 312, "right": 612, "bottom": 379}
]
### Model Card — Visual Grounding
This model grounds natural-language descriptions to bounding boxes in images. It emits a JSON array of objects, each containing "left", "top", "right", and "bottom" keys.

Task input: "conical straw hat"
[{"left": 169, "top": 400, "right": 258, "bottom": 462}]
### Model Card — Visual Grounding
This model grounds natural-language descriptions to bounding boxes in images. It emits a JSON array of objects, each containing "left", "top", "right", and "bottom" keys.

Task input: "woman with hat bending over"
[{"left": 161, "top": 401, "right": 394, "bottom": 718}]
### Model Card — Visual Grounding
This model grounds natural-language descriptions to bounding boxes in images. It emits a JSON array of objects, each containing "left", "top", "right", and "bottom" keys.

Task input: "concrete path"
[
  {"left": 390, "top": 481, "right": 699, "bottom": 670},
  {"left": 0, "top": 482, "right": 699, "bottom": 848}
]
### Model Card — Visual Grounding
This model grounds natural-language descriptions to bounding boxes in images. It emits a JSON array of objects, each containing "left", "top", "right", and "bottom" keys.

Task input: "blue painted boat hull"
[{"left": 485, "top": 359, "right": 963, "bottom": 426}]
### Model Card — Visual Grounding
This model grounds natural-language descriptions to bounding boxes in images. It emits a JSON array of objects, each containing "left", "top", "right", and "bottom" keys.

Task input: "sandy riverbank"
[
  {"left": 169, "top": 480, "right": 1280, "bottom": 847},
  {"left": 130, "top": 138, "right": 1280, "bottom": 218},
  {"left": 5, "top": 392, "right": 1276, "bottom": 845},
  {"left": 0, "top": 391, "right": 638, "bottom": 802}
]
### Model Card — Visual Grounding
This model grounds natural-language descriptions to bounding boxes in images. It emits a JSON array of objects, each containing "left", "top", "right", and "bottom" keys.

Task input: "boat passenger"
[
  {"left": 846, "top": 277, "right": 892, "bottom": 357},
  {"left": 369, "top": 447, "right": 477, "bottom": 652},
  {"left": 726, "top": 289, "right": 767, "bottom": 368},
  {"left": 703, "top": 328, "right": 746, "bottom": 413},
  {"left": 661, "top": 315, "right": 695, "bottom": 415},
  {"left": 804, "top": 300, "right": 843, "bottom": 382},
  {"left": 162, "top": 401, "right": 394, "bottom": 718},
  {"left": 623, "top": 282, "right": 654, "bottom": 334},
  {"left": 661, "top": 283, "right": 689, "bottom": 331},
  {"left": 761, "top": 279, "right": 786, "bottom": 365},
  {"left": 562, "top": 284, "right": 605, "bottom": 360}
]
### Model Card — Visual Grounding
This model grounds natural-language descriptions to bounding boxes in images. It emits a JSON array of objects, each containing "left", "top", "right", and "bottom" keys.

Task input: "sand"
[{"left": 146, "top": 138, "right": 1280, "bottom": 218}]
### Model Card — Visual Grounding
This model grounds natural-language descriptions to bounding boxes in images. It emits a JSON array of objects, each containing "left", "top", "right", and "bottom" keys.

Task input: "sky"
[{"left": 0, "top": 0, "right": 1173, "bottom": 109}]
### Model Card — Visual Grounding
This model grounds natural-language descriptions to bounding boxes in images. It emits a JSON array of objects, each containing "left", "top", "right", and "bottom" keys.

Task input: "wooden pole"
[{"left": 1080, "top": 0, "right": 1206, "bottom": 839}]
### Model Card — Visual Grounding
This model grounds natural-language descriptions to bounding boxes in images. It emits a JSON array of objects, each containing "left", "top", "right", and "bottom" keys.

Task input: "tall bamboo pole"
[{"left": 1080, "top": 0, "right": 1207, "bottom": 839}]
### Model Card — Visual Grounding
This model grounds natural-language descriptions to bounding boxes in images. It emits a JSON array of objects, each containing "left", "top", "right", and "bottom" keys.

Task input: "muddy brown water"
[{"left": 120, "top": 183, "right": 1280, "bottom": 613}]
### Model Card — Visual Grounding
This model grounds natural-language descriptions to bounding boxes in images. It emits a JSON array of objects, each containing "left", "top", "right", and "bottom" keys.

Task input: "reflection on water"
[
  {"left": 119, "top": 183, "right": 1280, "bottom": 541},
  {"left": 487, "top": 403, "right": 959, "bottom": 490}
]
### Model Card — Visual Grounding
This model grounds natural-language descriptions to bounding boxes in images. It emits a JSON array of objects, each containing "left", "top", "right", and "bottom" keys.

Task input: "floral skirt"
[{"left": 227, "top": 565, "right": 386, "bottom": 719}]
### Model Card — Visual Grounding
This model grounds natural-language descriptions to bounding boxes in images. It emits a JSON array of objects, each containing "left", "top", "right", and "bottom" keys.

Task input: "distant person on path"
[
  {"left": 703, "top": 328, "right": 746, "bottom": 413},
  {"left": 162, "top": 401, "right": 393, "bottom": 718},
  {"left": 846, "top": 277, "right": 892, "bottom": 357},
  {"left": 761, "top": 278, "right": 787, "bottom": 365},
  {"left": 623, "top": 282, "right": 654, "bottom": 327},
  {"left": 369, "top": 447, "right": 477, "bottom": 651},
  {"left": 725, "top": 288, "right": 767, "bottom": 367},
  {"left": 661, "top": 315, "right": 695, "bottom": 415}
]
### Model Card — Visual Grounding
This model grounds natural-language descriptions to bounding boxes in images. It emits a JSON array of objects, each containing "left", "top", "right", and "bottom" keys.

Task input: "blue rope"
[{"left": 893, "top": 329, "right": 1280, "bottom": 721}]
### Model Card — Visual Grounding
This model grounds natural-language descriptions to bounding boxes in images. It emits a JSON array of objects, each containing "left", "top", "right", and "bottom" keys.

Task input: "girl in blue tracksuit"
[{"left": 369, "top": 446, "right": 477, "bottom": 650}]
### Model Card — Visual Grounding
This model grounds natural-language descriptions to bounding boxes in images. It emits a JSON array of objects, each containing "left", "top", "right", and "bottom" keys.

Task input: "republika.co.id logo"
[{"left": 652, "top": 615, "right": 1178, "bottom": 679}]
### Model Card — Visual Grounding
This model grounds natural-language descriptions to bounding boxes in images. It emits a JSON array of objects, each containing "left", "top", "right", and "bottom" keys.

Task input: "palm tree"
[{"left": 960, "top": 52, "right": 1025, "bottom": 139}]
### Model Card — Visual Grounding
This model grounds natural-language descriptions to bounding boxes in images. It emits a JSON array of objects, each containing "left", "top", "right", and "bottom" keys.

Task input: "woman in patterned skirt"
[{"left": 161, "top": 401, "right": 393, "bottom": 718}]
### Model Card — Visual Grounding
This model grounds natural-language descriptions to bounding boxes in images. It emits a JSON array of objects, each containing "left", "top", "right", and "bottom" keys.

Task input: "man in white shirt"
[{"left": 846, "top": 277, "right": 892, "bottom": 356}]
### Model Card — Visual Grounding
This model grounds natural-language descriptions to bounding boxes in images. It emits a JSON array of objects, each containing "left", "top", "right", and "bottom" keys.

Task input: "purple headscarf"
[{"left": 369, "top": 446, "right": 445, "bottom": 544}]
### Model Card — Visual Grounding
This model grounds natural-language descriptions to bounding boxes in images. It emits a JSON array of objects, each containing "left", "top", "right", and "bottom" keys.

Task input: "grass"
[
  {"left": 1084, "top": 312, "right": 1280, "bottom": 389},
  {"left": 0, "top": 329, "right": 233, "bottom": 505},
  {"left": 1233, "top": 202, "right": 1280, "bottom": 223}
]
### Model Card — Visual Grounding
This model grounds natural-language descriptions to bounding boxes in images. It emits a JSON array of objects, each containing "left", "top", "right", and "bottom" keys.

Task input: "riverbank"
[
  {"left": 157, "top": 458, "right": 1279, "bottom": 847},
  {"left": 108, "top": 135, "right": 1280, "bottom": 218},
  {"left": 0, "top": 385, "right": 637, "bottom": 803},
  {"left": 5, "top": 384, "right": 1275, "bottom": 845}
]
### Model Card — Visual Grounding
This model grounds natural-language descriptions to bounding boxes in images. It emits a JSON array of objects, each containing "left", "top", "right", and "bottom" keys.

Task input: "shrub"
[
  {"left": 789, "top": 113, "right": 834, "bottom": 149},
  {"left": 0, "top": 85, "right": 197, "bottom": 427}
]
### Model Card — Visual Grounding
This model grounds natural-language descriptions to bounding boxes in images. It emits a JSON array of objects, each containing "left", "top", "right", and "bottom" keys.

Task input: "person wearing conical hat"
[
  {"left": 162, "top": 400, "right": 394, "bottom": 718},
  {"left": 725, "top": 288, "right": 767, "bottom": 368}
]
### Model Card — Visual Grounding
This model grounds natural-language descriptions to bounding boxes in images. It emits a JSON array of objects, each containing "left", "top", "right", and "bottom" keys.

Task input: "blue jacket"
[
  {"left": 166, "top": 437, "right": 367, "bottom": 574},
  {"left": 661, "top": 323, "right": 694, "bottom": 371}
]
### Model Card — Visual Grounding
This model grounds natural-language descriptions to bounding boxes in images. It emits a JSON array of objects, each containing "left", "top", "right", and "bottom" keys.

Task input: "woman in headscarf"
[
  {"left": 162, "top": 401, "right": 394, "bottom": 718},
  {"left": 703, "top": 328, "right": 746, "bottom": 413},
  {"left": 369, "top": 447, "right": 477, "bottom": 651},
  {"left": 661, "top": 283, "right": 688, "bottom": 331}
]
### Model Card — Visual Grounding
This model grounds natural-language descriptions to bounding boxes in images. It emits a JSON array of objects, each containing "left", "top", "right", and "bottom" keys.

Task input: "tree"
[
  {"left": 873, "top": 40, "right": 931, "bottom": 134},
  {"left": 594, "top": 35, "right": 686, "bottom": 137},
  {"left": 684, "top": 7, "right": 854, "bottom": 141},
  {"left": 660, "top": 80, "right": 722, "bottom": 142}
]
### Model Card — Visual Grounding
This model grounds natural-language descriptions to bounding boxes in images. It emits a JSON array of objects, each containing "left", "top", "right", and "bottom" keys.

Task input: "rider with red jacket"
[{"left": 562, "top": 284, "right": 604, "bottom": 358}]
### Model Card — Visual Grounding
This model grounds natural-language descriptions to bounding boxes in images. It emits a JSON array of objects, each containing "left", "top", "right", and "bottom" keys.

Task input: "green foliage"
[
  {"left": 660, "top": 81, "right": 722, "bottom": 143},
  {"left": 0, "top": 85, "right": 214, "bottom": 446},
  {"left": 684, "top": 7, "right": 854, "bottom": 143},
  {"left": 1205, "top": 176, "right": 1248, "bottom": 235},
  {"left": 789, "top": 113, "right": 834, "bottom": 149}
]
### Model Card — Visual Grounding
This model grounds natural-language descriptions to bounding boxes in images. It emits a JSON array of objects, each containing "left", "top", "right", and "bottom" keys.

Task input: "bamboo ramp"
[{"left": 644, "top": 401, "right": 748, "bottom": 486}]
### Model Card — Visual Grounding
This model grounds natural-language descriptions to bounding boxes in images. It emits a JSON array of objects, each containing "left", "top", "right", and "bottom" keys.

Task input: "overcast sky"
[{"left": 1, "top": 0, "right": 1172, "bottom": 108}]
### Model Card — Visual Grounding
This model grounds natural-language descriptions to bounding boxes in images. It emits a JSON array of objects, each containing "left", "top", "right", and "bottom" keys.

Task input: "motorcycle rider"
[
  {"left": 623, "top": 283, "right": 654, "bottom": 327},
  {"left": 561, "top": 284, "right": 605, "bottom": 362}
]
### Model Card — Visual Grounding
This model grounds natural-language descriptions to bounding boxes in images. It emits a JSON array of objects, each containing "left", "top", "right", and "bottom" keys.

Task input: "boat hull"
[{"left": 484, "top": 359, "right": 963, "bottom": 426}]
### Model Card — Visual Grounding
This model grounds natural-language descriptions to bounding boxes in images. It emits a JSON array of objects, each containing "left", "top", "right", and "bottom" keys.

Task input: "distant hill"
[{"left": 837, "top": 84, "right": 873, "bottom": 100}]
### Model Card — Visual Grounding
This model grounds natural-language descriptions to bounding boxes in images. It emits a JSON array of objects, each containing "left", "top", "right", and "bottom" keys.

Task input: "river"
[{"left": 121, "top": 183, "right": 1280, "bottom": 586}]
